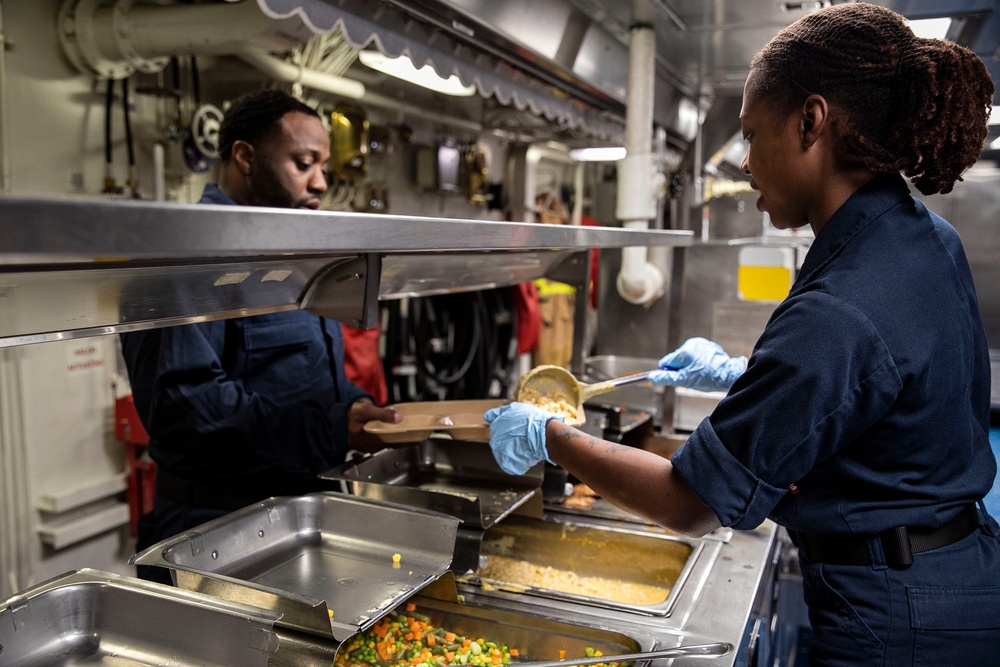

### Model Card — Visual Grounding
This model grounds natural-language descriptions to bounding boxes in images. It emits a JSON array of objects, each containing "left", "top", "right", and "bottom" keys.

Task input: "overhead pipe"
[
  {"left": 614, "top": 0, "right": 666, "bottom": 306},
  {"left": 361, "top": 91, "right": 483, "bottom": 133},
  {"left": 236, "top": 48, "right": 365, "bottom": 99}
]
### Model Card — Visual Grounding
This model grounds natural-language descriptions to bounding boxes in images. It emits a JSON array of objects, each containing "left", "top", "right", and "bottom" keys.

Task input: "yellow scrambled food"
[
  {"left": 475, "top": 555, "right": 670, "bottom": 605},
  {"left": 519, "top": 387, "right": 579, "bottom": 421}
]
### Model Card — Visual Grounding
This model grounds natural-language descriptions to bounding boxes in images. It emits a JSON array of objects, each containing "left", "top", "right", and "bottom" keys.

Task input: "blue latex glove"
[
  {"left": 483, "top": 402, "right": 565, "bottom": 475},
  {"left": 647, "top": 337, "right": 747, "bottom": 392}
]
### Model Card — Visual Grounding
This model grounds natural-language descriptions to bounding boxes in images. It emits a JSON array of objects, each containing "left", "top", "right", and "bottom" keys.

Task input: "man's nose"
[
  {"left": 740, "top": 150, "right": 750, "bottom": 175},
  {"left": 310, "top": 167, "right": 329, "bottom": 193}
]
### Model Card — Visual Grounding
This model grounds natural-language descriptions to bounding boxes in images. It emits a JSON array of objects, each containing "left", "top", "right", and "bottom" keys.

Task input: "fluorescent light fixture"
[
  {"left": 990, "top": 106, "right": 1000, "bottom": 126},
  {"left": 358, "top": 51, "right": 475, "bottom": 97},
  {"left": 906, "top": 17, "right": 952, "bottom": 40},
  {"left": 569, "top": 146, "right": 626, "bottom": 162},
  {"left": 990, "top": 136, "right": 1000, "bottom": 150}
]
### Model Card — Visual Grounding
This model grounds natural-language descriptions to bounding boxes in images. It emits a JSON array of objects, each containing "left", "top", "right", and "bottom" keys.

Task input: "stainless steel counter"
[
  {"left": 1, "top": 502, "right": 780, "bottom": 667},
  {"left": 0, "top": 196, "right": 692, "bottom": 347}
]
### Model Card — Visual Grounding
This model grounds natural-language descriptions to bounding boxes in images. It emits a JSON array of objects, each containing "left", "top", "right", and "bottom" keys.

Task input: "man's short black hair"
[{"left": 218, "top": 89, "right": 322, "bottom": 162}]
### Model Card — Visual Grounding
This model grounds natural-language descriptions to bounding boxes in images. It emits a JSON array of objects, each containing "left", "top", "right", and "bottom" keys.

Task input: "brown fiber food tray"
[{"left": 364, "top": 400, "right": 507, "bottom": 443}]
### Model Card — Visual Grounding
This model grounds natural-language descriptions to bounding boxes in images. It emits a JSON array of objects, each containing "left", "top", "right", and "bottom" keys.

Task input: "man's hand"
[{"left": 347, "top": 400, "right": 402, "bottom": 452}]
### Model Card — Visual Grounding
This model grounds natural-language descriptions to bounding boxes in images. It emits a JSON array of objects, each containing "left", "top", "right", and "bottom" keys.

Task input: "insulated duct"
[
  {"left": 615, "top": 0, "right": 666, "bottom": 307},
  {"left": 57, "top": 0, "right": 341, "bottom": 81}
]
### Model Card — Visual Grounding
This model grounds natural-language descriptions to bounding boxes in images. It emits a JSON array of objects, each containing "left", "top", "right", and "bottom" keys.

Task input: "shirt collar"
[
  {"left": 794, "top": 173, "right": 912, "bottom": 288},
  {"left": 199, "top": 183, "right": 237, "bottom": 206}
]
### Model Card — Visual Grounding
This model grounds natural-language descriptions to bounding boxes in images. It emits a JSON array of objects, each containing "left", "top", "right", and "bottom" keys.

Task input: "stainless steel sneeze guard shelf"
[{"left": 0, "top": 196, "right": 692, "bottom": 347}]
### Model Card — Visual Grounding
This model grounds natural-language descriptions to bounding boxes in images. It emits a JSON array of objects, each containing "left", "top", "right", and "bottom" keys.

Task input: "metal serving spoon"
[
  {"left": 511, "top": 642, "right": 733, "bottom": 667},
  {"left": 514, "top": 365, "right": 654, "bottom": 425}
]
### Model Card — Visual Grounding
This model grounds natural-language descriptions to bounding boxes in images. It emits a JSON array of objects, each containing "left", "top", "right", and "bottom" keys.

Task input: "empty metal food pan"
[
  {"left": 322, "top": 438, "right": 543, "bottom": 529},
  {"left": 458, "top": 514, "right": 705, "bottom": 617},
  {"left": 0, "top": 569, "right": 282, "bottom": 666},
  {"left": 130, "top": 492, "right": 459, "bottom": 642}
]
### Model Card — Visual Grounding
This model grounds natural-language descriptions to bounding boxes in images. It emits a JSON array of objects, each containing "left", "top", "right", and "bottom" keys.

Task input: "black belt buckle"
[{"left": 880, "top": 525, "right": 914, "bottom": 567}]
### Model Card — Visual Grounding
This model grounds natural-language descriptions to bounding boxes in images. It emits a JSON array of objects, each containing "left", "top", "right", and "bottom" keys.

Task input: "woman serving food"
[{"left": 485, "top": 4, "right": 1000, "bottom": 665}]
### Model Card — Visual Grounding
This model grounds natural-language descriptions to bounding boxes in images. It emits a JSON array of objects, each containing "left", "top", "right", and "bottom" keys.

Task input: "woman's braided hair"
[
  {"left": 218, "top": 89, "right": 321, "bottom": 163},
  {"left": 749, "top": 3, "right": 993, "bottom": 195}
]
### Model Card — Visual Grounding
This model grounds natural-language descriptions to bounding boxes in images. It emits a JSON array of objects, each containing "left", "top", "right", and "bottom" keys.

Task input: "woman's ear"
[
  {"left": 231, "top": 140, "right": 254, "bottom": 176},
  {"left": 800, "top": 94, "right": 829, "bottom": 149}
]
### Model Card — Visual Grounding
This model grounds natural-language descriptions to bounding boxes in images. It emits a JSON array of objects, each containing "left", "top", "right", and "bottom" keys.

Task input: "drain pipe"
[{"left": 615, "top": 0, "right": 666, "bottom": 306}]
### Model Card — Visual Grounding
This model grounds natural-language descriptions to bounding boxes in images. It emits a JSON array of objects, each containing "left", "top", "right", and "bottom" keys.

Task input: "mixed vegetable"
[{"left": 335, "top": 603, "right": 624, "bottom": 667}]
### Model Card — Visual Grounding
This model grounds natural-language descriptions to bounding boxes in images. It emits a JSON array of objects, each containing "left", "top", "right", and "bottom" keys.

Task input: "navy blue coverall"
[
  {"left": 121, "top": 185, "right": 371, "bottom": 581},
  {"left": 671, "top": 175, "right": 1000, "bottom": 665}
]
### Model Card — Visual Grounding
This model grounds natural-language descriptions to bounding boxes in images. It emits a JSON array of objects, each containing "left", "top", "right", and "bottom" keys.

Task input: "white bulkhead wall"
[{"left": 0, "top": 0, "right": 144, "bottom": 597}]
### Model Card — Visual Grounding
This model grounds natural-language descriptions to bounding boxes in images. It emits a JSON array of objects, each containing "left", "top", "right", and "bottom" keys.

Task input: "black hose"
[
  {"left": 122, "top": 78, "right": 135, "bottom": 168},
  {"left": 429, "top": 297, "right": 480, "bottom": 386},
  {"left": 190, "top": 56, "right": 201, "bottom": 106},
  {"left": 383, "top": 289, "right": 518, "bottom": 402}
]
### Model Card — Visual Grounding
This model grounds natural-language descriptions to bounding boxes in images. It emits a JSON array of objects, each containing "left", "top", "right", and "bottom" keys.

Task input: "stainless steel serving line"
[
  {"left": 125, "top": 488, "right": 780, "bottom": 667},
  {"left": 0, "top": 196, "right": 692, "bottom": 348},
  {"left": 0, "top": 195, "right": 782, "bottom": 666},
  {"left": 2, "top": 470, "right": 779, "bottom": 667}
]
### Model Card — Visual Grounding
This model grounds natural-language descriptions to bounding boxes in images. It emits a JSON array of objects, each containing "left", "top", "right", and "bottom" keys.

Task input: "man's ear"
[
  {"left": 800, "top": 94, "right": 829, "bottom": 149},
  {"left": 231, "top": 140, "right": 254, "bottom": 175}
]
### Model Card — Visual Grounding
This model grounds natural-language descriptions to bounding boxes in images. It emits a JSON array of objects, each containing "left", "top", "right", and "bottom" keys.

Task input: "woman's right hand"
[{"left": 648, "top": 337, "right": 747, "bottom": 392}]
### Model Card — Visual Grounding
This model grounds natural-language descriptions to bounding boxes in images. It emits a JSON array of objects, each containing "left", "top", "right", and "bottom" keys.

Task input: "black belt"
[
  {"left": 791, "top": 505, "right": 981, "bottom": 567},
  {"left": 155, "top": 467, "right": 275, "bottom": 512}
]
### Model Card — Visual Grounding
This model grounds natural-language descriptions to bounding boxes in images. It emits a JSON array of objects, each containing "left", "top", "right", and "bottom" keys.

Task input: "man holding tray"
[{"left": 121, "top": 90, "right": 400, "bottom": 583}]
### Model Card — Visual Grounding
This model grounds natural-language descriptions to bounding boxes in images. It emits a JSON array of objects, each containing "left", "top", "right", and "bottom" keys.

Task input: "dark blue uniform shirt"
[
  {"left": 672, "top": 174, "right": 994, "bottom": 535},
  {"left": 120, "top": 184, "right": 371, "bottom": 495}
]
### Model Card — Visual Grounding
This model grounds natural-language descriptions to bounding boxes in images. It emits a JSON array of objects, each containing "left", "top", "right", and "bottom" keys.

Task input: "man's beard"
[{"left": 247, "top": 159, "right": 308, "bottom": 209}]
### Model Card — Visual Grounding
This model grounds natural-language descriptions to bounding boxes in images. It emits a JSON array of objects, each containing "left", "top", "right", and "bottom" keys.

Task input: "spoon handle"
[
  {"left": 511, "top": 642, "right": 733, "bottom": 667},
  {"left": 604, "top": 371, "right": 653, "bottom": 388},
  {"left": 579, "top": 371, "right": 655, "bottom": 402}
]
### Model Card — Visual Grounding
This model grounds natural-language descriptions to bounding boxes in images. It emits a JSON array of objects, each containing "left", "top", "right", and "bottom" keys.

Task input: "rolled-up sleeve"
[
  {"left": 672, "top": 419, "right": 788, "bottom": 530},
  {"left": 670, "top": 292, "right": 901, "bottom": 530}
]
